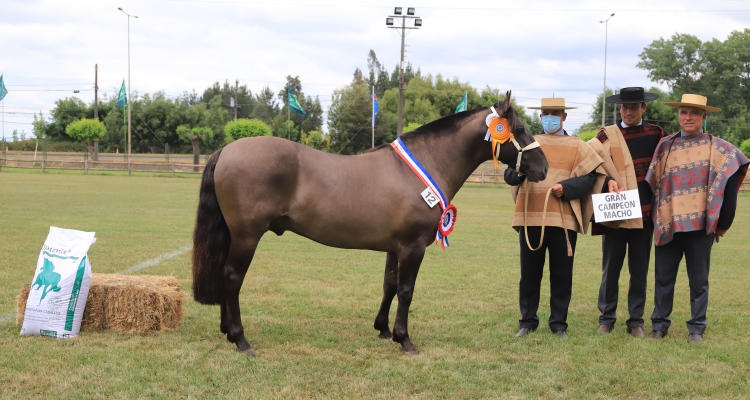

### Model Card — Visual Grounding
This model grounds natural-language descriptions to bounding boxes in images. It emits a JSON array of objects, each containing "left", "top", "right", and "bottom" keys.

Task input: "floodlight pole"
[
  {"left": 600, "top": 13, "right": 614, "bottom": 127},
  {"left": 387, "top": 8, "right": 421, "bottom": 136},
  {"left": 119, "top": 7, "right": 137, "bottom": 162}
]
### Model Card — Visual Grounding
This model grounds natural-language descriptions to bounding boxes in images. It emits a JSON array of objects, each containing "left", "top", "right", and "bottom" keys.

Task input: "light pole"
[
  {"left": 600, "top": 13, "right": 614, "bottom": 127},
  {"left": 386, "top": 7, "right": 422, "bottom": 136},
  {"left": 118, "top": 7, "right": 137, "bottom": 161}
]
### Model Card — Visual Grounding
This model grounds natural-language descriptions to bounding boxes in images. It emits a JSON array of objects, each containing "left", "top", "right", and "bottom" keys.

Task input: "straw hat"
[
  {"left": 665, "top": 94, "right": 721, "bottom": 113},
  {"left": 527, "top": 98, "right": 578, "bottom": 110}
]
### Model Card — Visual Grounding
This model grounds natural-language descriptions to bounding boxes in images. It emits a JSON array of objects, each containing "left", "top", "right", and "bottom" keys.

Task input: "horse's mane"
[{"left": 362, "top": 105, "right": 496, "bottom": 154}]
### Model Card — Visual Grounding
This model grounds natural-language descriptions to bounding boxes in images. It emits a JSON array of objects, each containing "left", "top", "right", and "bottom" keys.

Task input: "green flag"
[
  {"left": 455, "top": 92, "right": 467, "bottom": 113},
  {"left": 115, "top": 80, "right": 127, "bottom": 108},
  {"left": 288, "top": 87, "right": 306, "bottom": 117},
  {"left": 0, "top": 74, "right": 8, "bottom": 102}
]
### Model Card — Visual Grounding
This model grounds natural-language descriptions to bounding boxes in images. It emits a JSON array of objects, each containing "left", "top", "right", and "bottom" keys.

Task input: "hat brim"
[
  {"left": 527, "top": 106, "right": 578, "bottom": 110},
  {"left": 664, "top": 102, "right": 722, "bottom": 113},
  {"left": 605, "top": 92, "right": 660, "bottom": 104}
]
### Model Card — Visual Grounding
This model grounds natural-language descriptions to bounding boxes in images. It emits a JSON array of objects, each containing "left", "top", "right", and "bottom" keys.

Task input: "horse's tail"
[{"left": 192, "top": 148, "right": 229, "bottom": 305}]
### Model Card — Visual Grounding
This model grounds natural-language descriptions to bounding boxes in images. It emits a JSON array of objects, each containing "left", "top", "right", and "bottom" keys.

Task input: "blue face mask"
[{"left": 541, "top": 115, "right": 562, "bottom": 133}]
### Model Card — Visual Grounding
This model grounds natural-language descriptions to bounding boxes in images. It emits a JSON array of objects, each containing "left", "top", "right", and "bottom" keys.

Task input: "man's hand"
[
  {"left": 715, "top": 228, "right": 728, "bottom": 243},
  {"left": 551, "top": 183, "right": 564, "bottom": 198},
  {"left": 608, "top": 179, "right": 624, "bottom": 194}
]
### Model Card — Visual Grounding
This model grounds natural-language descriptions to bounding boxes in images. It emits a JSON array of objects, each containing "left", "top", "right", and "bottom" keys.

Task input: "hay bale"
[{"left": 17, "top": 273, "right": 184, "bottom": 333}]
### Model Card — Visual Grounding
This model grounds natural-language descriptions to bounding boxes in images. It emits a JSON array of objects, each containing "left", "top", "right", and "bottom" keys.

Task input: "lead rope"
[{"left": 521, "top": 180, "right": 573, "bottom": 257}]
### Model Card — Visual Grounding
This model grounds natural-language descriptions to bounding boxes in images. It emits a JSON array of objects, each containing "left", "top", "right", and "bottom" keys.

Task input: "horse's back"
[{"left": 213, "top": 136, "right": 438, "bottom": 251}]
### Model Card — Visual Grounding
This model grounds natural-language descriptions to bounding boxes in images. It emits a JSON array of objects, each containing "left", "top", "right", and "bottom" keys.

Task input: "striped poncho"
[
  {"left": 511, "top": 134, "right": 604, "bottom": 234},
  {"left": 645, "top": 132, "right": 749, "bottom": 245}
]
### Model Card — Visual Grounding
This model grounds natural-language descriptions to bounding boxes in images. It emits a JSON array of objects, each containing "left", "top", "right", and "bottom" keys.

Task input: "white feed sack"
[{"left": 21, "top": 227, "right": 96, "bottom": 339}]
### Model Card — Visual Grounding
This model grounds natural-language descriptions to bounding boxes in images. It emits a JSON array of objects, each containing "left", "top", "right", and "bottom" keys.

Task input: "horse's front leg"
[
  {"left": 393, "top": 245, "right": 426, "bottom": 354},
  {"left": 374, "top": 252, "right": 398, "bottom": 339},
  {"left": 222, "top": 238, "right": 258, "bottom": 357}
]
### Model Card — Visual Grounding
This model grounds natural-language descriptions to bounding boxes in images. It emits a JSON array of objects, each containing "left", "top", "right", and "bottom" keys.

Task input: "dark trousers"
[
  {"left": 651, "top": 231, "right": 714, "bottom": 335},
  {"left": 597, "top": 219, "right": 654, "bottom": 328},
  {"left": 519, "top": 226, "right": 578, "bottom": 332}
]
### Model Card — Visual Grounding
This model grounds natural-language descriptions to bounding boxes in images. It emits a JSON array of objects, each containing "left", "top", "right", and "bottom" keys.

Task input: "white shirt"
[{"left": 620, "top": 120, "right": 643, "bottom": 128}]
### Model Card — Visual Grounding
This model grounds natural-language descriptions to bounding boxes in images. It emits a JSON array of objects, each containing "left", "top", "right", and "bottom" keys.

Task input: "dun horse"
[{"left": 192, "top": 92, "right": 548, "bottom": 356}]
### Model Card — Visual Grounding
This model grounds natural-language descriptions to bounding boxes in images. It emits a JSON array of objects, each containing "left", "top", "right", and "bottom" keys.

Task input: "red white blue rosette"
[{"left": 435, "top": 204, "right": 457, "bottom": 249}]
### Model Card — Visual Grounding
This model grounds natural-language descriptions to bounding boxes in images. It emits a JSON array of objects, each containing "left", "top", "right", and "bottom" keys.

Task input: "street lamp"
[
  {"left": 118, "top": 7, "right": 138, "bottom": 162},
  {"left": 386, "top": 7, "right": 422, "bottom": 136},
  {"left": 600, "top": 13, "right": 614, "bottom": 127}
]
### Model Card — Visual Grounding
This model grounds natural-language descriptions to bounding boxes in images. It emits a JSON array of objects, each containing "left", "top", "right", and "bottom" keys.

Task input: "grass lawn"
[{"left": 1, "top": 171, "right": 749, "bottom": 398}]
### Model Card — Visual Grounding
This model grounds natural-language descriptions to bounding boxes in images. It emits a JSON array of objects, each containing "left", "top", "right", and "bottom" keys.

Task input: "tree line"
[
  {"left": 12, "top": 29, "right": 750, "bottom": 157},
  {"left": 581, "top": 28, "right": 750, "bottom": 154}
]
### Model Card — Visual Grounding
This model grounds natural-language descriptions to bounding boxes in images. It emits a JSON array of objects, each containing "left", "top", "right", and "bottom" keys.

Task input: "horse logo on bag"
[{"left": 32, "top": 258, "right": 62, "bottom": 304}]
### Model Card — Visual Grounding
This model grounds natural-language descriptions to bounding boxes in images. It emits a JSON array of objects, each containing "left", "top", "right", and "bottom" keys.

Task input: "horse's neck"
[{"left": 406, "top": 118, "right": 489, "bottom": 202}]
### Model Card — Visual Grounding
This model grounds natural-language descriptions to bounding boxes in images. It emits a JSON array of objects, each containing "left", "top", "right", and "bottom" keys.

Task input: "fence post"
[
  {"left": 0, "top": 158, "right": 3, "bottom": 172},
  {"left": 42, "top": 159, "right": 45, "bottom": 172},
  {"left": 85, "top": 159, "right": 88, "bottom": 175},
  {"left": 128, "top": 161, "right": 132, "bottom": 176},
  {"left": 172, "top": 163, "right": 175, "bottom": 177},
  {"left": 481, "top": 173, "right": 484, "bottom": 187}
]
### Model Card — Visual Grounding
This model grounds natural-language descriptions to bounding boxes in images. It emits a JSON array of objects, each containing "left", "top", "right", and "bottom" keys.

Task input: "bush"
[
  {"left": 740, "top": 138, "right": 750, "bottom": 158},
  {"left": 65, "top": 118, "right": 106, "bottom": 144},
  {"left": 301, "top": 130, "right": 330, "bottom": 152},
  {"left": 576, "top": 129, "right": 599, "bottom": 142},
  {"left": 224, "top": 118, "right": 272, "bottom": 144}
]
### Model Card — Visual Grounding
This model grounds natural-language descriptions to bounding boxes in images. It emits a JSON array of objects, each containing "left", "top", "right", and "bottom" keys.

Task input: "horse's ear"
[{"left": 496, "top": 91, "right": 512, "bottom": 115}]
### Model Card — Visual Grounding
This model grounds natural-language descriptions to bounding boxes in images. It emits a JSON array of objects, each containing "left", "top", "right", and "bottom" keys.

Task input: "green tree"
[
  {"left": 740, "top": 138, "right": 750, "bottom": 158},
  {"left": 224, "top": 118, "right": 272, "bottom": 144},
  {"left": 177, "top": 125, "right": 214, "bottom": 167},
  {"left": 65, "top": 118, "right": 106, "bottom": 156},
  {"left": 637, "top": 33, "right": 704, "bottom": 94},
  {"left": 47, "top": 97, "right": 89, "bottom": 140},
  {"left": 301, "top": 130, "right": 330, "bottom": 152},
  {"left": 328, "top": 81, "right": 387, "bottom": 154},
  {"left": 201, "top": 80, "right": 256, "bottom": 120},
  {"left": 252, "top": 86, "right": 279, "bottom": 124}
]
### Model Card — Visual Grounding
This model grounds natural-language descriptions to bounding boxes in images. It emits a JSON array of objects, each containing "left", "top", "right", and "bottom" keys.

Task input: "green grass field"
[{"left": 1, "top": 171, "right": 749, "bottom": 398}]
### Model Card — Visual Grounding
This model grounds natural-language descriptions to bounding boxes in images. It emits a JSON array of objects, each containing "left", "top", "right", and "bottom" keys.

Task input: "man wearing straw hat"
[
  {"left": 587, "top": 87, "right": 667, "bottom": 338},
  {"left": 646, "top": 94, "right": 749, "bottom": 344},
  {"left": 504, "top": 97, "right": 604, "bottom": 339}
]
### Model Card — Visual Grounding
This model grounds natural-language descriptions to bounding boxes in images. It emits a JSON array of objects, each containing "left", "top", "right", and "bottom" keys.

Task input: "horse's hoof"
[
  {"left": 238, "top": 348, "right": 255, "bottom": 357},
  {"left": 399, "top": 343, "right": 419, "bottom": 355},
  {"left": 378, "top": 331, "right": 393, "bottom": 339}
]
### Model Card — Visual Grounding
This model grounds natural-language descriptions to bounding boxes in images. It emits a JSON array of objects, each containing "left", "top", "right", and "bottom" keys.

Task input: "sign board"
[{"left": 592, "top": 189, "right": 642, "bottom": 222}]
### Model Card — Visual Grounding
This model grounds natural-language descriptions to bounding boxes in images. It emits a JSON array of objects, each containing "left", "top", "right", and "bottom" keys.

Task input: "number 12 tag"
[{"left": 421, "top": 187, "right": 440, "bottom": 208}]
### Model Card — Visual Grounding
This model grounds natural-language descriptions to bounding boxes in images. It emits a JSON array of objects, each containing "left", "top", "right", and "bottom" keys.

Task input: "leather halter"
[{"left": 490, "top": 106, "right": 541, "bottom": 174}]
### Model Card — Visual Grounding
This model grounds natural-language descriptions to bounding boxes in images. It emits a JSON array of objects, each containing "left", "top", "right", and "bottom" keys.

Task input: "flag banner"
[
  {"left": 288, "top": 88, "right": 306, "bottom": 117},
  {"left": 0, "top": 74, "right": 8, "bottom": 102},
  {"left": 115, "top": 80, "right": 127, "bottom": 109},
  {"left": 455, "top": 91, "right": 467, "bottom": 113},
  {"left": 372, "top": 90, "right": 379, "bottom": 127}
]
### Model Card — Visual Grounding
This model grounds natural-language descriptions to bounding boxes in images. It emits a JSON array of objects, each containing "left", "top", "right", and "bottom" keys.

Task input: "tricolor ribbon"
[{"left": 391, "top": 137, "right": 457, "bottom": 249}]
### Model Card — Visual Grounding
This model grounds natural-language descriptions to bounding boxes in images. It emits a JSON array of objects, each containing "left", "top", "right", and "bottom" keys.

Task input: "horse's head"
[{"left": 494, "top": 91, "right": 548, "bottom": 182}]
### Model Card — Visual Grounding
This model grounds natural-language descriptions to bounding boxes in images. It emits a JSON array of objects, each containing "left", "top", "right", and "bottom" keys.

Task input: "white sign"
[
  {"left": 421, "top": 187, "right": 440, "bottom": 208},
  {"left": 592, "top": 189, "right": 642, "bottom": 222}
]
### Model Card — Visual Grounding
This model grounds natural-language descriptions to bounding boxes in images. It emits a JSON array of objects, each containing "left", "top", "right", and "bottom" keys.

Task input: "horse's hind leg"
[
  {"left": 221, "top": 235, "right": 260, "bottom": 357},
  {"left": 393, "top": 246, "right": 426, "bottom": 354},
  {"left": 374, "top": 252, "right": 398, "bottom": 339}
]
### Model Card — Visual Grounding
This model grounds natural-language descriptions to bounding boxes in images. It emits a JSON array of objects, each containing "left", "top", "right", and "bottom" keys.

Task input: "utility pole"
[
  {"left": 234, "top": 80, "right": 239, "bottom": 120},
  {"left": 93, "top": 64, "right": 99, "bottom": 161},
  {"left": 600, "top": 13, "right": 615, "bottom": 127},
  {"left": 386, "top": 7, "right": 422, "bottom": 136},
  {"left": 372, "top": 85, "right": 375, "bottom": 149}
]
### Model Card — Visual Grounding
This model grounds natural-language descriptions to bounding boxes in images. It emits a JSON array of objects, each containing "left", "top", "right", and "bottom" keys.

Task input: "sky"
[{"left": 2, "top": 0, "right": 750, "bottom": 139}]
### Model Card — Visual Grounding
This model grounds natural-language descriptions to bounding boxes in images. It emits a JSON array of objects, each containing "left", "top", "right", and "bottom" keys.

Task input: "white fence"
[{"left": 0, "top": 157, "right": 205, "bottom": 175}]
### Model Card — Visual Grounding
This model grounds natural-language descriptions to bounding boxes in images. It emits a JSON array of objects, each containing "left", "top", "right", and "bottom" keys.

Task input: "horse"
[{"left": 192, "top": 92, "right": 549, "bottom": 356}]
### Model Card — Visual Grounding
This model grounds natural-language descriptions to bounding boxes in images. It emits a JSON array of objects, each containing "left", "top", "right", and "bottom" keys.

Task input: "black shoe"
[
  {"left": 649, "top": 330, "right": 667, "bottom": 339},
  {"left": 515, "top": 327, "right": 535, "bottom": 338},
  {"left": 688, "top": 333, "right": 703, "bottom": 344},
  {"left": 554, "top": 330, "right": 568, "bottom": 340}
]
